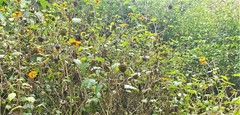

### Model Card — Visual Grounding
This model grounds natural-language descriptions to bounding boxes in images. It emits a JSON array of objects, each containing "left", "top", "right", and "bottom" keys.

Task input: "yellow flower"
[
  {"left": 80, "top": 32, "right": 86, "bottom": 36},
  {"left": 163, "top": 19, "right": 167, "bottom": 23},
  {"left": 28, "top": 71, "right": 38, "bottom": 79},
  {"left": 60, "top": 1, "right": 67, "bottom": 7},
  {"left": 128, "top": 13, "right": 134, "bottom": 17},
  {"left": 203, "top": 85, "right": 208, "bottom": 90},
  {"left": 94, "top": 0, "right": 101, "bottom": 4},
  {"left": 12, "top": 11, "right": 22, "bottom": 19},
  {"left": 37, "top": 47, "right": 43, "bottom": 54},
  {"left": 26, "top": 29, "right": 31, "bottom": 34},
  {"left": 119, "top": 23, "right": 129, "bottom": 27},
  {"left": 138, "top": 15, "right": 145, "bottom": 21},
  {"left": 0, "top": 8, "right": 5, "bottom": 12},
  {"left": 199, "top": 57, "right": 207, "bottom": 65},
  {"left": 68, "top": 38, "right": 81, "bottom": 48},
  {"left": 162, "top": 77, "right": 169, "bottom": 81},
  {"left": 14, "top": 0, "right": 20, "bottom": 3}
]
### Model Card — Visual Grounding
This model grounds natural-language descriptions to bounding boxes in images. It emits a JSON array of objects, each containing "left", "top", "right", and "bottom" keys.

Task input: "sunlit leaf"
[
  {"left": 122, "top": 41, "right": 129, "bottom": 47},
  {"left": 72, "top": 18, "right": 81, "bottom": 23},
  {"left": 73, "top": 59, "right": 81, "bottom": 66},
  {"left": 26, "top": 97, "right": 35, "bottom": 103},
  {"left": 212, "top": 106, "right": 219, "bottom": 112},
  {"left": 151, "top": 17, "right": 157, "bottom": 22},
  {"left": 12, "top": 52, "right": 22, "bottom": 56},
  {"left": 38, "top": 0, "right": 50, "bottom": 9},
  {"left": 124, "top": 84, "right": 139, "bottom": 93},
  {"left": 221, "top": 75, "right": 228, "bottom": 81},
  {"left": 86, "top": 97, "right": 99, "bottom": 104},
  {"left": 141, "top": 98, "right": 148, "bottom": 103},
  {"left": 8, "top": 93, "right": 16, "bottom": 102},
  {"left": 232, "top": 73, "right": 240, "bottom": 77}
]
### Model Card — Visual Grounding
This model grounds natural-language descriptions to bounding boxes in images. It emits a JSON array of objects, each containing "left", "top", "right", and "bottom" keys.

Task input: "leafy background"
[{"left": 0, "top": 0, "right": 239, "bottom": 114}]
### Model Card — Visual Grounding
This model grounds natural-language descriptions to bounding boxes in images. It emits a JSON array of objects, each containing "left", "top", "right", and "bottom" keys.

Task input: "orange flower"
[
  {"left": 12, "top": 11, "right": 22, "bottom": 19},
  {"left": 28, "top": 71, "right": 37, "bottom": 79},
  {"left": 37, "top": 47, "right": 43, "bottom": 54},
  {"left": 199, "top": 57, "right": 207, "bottom": 65},
  {"left": 68, "top": 38, "right": 81, "bottom": 48},
  {"left": 162, "top": 77, "right": 169, "bottom": 81}
]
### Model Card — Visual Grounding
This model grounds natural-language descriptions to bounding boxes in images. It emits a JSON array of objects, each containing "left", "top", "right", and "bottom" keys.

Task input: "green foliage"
[{"left": 0, "top": 0, "right": 239, "bottom": 114}]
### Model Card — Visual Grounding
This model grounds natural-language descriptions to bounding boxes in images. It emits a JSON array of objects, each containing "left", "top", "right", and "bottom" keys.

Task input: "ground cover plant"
[{"left": 0, "top": 0, "right": 239, "bottom": 114}]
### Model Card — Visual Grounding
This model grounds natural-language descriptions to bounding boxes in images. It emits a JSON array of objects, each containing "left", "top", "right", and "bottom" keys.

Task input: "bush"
[{"left": 0, "top": 0, "right": 239, "bottom": 114}]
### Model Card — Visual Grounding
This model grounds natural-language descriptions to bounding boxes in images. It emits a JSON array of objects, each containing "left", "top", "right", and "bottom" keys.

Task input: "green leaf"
[
  {"left": 124, "top": 84, "right": 139, "bottom": 93},
  {"left": 81, "top": 78, "right": 96, "bottom": 89},
  {"left": 122, "top": 41, "right": 129, "bottom": 47},
  {"left": 0, "top": 11, "right": 5, "bottom": 22},
  {"left": 141, "top": 98, "right": 148, "bottom": 103},
  {"left": 38, "top": 0, "right": 50, "bottom": 9},
  {"left": 95, "top": 84, "right": 102, "bottom": 98},
  {"left": 130, "top": 6, "right": 137, "bottom": 12},
  {"left": 221, "top": 75, "right": 228, "bottom": 81},
  {"left": 188, "top": 90, "right": 197, "bottom": 95},
  {"left": 86, "top": 97, "right": 99, "bottom": 104},
  {"left": 12, "top": 52, "right": 23, "bottom": 56},
  {"left": 26, "top": 97, "right": 35, "bottom": 103},
  {"left": 84, "top": 0, "right": 88, "bottom": 3},
  {"left": 72, "top": 18, "right": 81, "bottom": 23},
  {"left": 20, "top": 0, "right": 31, "bottom": 8},
  {"left": 212, "top": 106, "right": 219, "bottom": 112},
  {"left": 81, "top": 57, "right": 87, "bottom": 62},
  {"left": 232, "top": 73, "right": 240, "bottom": 77},
  {"left": 0, "top": 0, "right": 10, "bottom": 6},
  {"left": 19, "top": 97, "right": 27, "bottom": 102},
  {"left": 123, "top": 0, "right": 130, "bottom": 5},
  {"left": 5, "top": 105, "right": 11, "bottom": 110},
  {"left": 81, "top": 62, "right": 88, "bottom": 75},
  {"left": 73, "top": 59, "right": 81, "bottom": 66},
  {"left": 8, "top": 93, "right": 16, "bottom": 102},
  {"left": 151, "top": 17, "right": 157, "bottom": 22}
]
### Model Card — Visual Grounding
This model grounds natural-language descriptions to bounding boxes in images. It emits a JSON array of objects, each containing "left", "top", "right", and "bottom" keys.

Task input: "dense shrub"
[{"left": 0, "top": 0, "right": 239, "bottom": 114}]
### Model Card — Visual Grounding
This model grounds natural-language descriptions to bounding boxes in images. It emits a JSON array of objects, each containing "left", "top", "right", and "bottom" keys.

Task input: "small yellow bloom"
[
  {"left": 26, "top": 29, "right": 31, "bottom": 34},
  {"left": 0, "top": 8, "right": 5, "bottom": 12},
  {"left": 119, "top": 23, "right": 129, "bottom": 27},
  {"left": 28, "top": 71, "right": 38, "bottom": 79},
  {"left": 68, "top": 38, "right": 81, "bottom": 48},
  {"left": 163, "top": 20, "right": 167, "bottom": 23},
  {"left": 14, "top": 0, "right": 20, "bottom": 3},
  {"left": 12, "top": 11, "right": 22, "bottom": 19},
  {"left": 128, "top": 13, "right": 134, "bottom": 17},
  {"left": 18, "top": 33, "right": 22, "bottom": 37},
  {"left": 138, "top": 15, "right": 145, "bottom": 21},
  {"left": 52, "top": 47, "right": 58, "bottom": 53},
  {"left": 162, "top": 77, "right": 169, "bottom": 81},
  {"left": 168, "top": 25, "right": 174, "bottom": 28},
  {"left": 94, "top": 0, "right": 101, "bottom": 4},
  {"left": 203, "top": 85, "right": 208, "bottom": 90},
  {"left": 199, "top": 57, "right": 207, "bottom": 65},
  {"left": 37, "top": 47, "right": 43, "bottom": 54},
  {"left": 60, "top": 1, "right": 67, "bottom": 7},
  {"left": 80, "top": 32, "right": 86, "bottom": 36},
  {"left": 48, "top": 68, "right": 53, "bottom": 74}
]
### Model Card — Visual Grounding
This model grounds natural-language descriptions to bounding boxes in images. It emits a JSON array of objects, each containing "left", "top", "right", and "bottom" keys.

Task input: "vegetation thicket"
[{"left": 0, "top": 0, "right": 239, "bottom": 114}]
